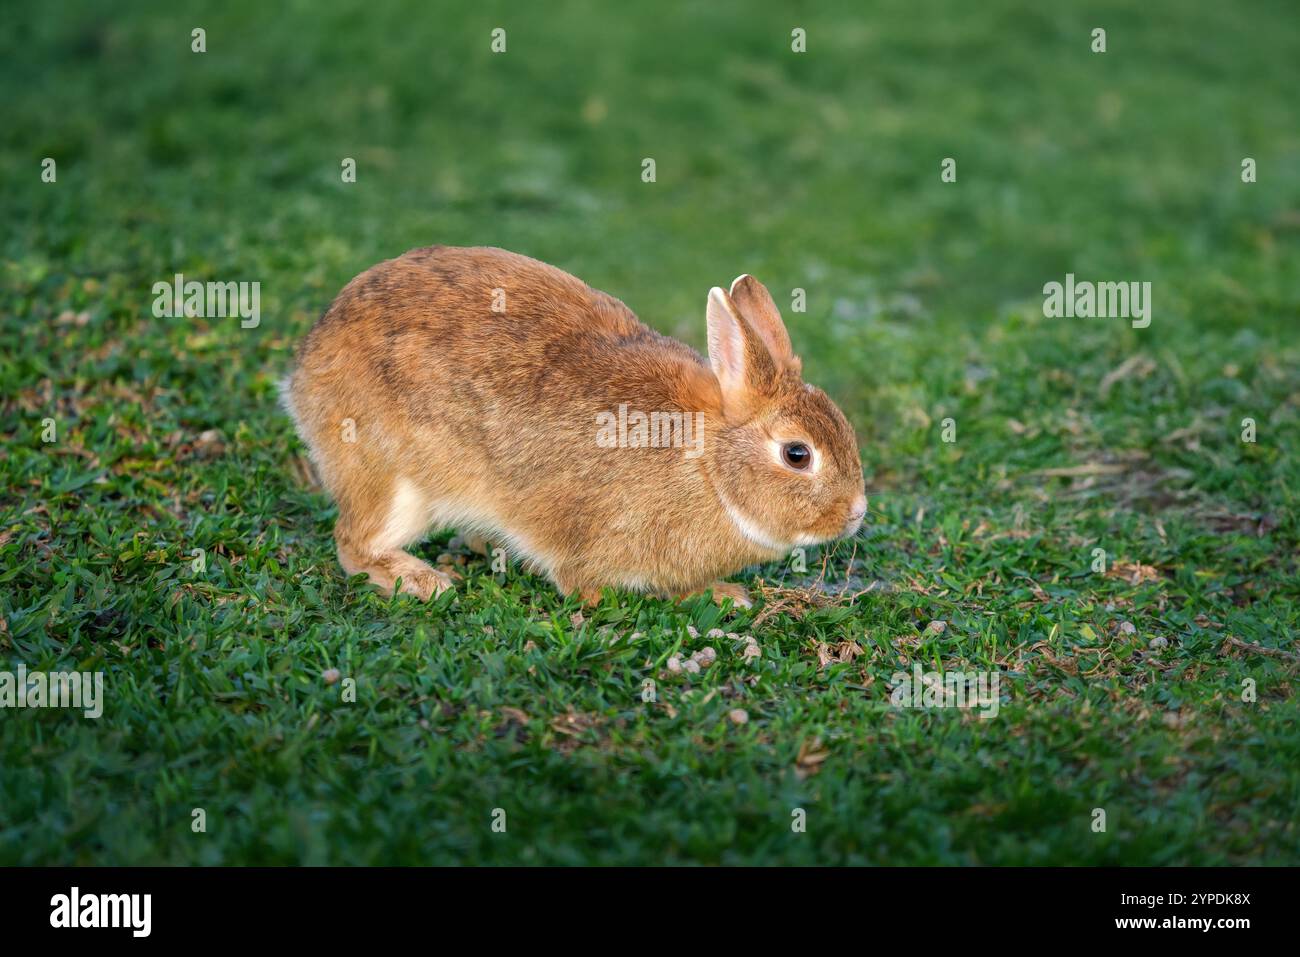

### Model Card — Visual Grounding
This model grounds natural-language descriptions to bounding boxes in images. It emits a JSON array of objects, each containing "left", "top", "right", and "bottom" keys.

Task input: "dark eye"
[{"left": 782, "top": 442, "right": 812, "bottom": 470}]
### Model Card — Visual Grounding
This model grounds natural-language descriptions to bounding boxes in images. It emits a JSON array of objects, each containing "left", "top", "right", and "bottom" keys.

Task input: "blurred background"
[{"left": 5, "top": 1, "right": 1297, "bottom": 444}]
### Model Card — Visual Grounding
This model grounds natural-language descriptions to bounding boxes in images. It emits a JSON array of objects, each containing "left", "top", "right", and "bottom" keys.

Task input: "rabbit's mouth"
[
  {"left": 841, "top": 495, "right": 868, "bottom": 537},
  {"left": 795, "top": 496, "right": 866, "bottom": 546}
]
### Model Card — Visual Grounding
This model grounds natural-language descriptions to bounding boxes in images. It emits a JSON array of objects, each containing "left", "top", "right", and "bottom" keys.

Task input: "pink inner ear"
[{"left": 706, "top": 287, "right": 746, "bottom": 385}]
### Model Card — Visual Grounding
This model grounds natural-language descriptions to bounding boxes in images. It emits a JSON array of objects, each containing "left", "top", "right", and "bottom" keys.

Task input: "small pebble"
[
  {"left": 1149, "top": 636, "right": 1168, "bottom": 650},
  {"left": 728, "top": 709, "right": 749, "bottom": 725},
  {"left": 190, "top": 429, "right": 226, "bottom": 460},
  {"left": 322, "top": 668, "right": 340, "bottom": 685},
  {"left": 1118, "top": 620, "right": 1137, "bottom": 636},
  {"left": 925, "top": 620, "right": 947, "bottom": 635}
]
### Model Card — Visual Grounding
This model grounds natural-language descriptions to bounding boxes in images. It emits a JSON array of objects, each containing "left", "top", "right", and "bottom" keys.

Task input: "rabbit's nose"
[{"left": 842, "top": 495, "right": 868, "bottom": 536}]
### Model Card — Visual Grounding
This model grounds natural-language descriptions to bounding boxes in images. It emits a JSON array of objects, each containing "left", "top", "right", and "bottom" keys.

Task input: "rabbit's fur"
[{"left": 283, "top": 245, "right": 865, "bottom": 607}]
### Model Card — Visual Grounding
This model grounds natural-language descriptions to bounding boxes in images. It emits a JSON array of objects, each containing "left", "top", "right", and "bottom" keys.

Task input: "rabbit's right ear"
[
  {"left": 706, "top": 286, "right": 778, "bottom": 418},
  {"left": 728, "top": 275, "right": 800, "bottom": 375}
]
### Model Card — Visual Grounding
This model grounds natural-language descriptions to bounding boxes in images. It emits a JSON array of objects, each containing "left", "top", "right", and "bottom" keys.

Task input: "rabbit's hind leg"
[
  {"left": 676, "top": 581, "right": 753, "bottom": 610},
  {"left": 334, "top": 478, "right": 452, "bottom": 601}
]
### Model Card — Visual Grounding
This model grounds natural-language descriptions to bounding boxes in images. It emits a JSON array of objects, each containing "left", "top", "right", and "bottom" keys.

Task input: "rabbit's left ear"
[
  {"left": 707, "top": 286, "right": 746, "bottom": 395},
  {"left": 728, "top": 275, "right": 800, "bottom": 375},
  {"left": 707, "top": 285, "right": 769, "bottom": 417},
  {"left": 706, "top": 280, "right": 796, "bottom": 418}
]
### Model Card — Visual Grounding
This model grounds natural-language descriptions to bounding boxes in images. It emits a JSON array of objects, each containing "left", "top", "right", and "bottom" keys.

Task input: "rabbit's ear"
[
  {"left": 707, "top": 285, "right": 776, "bottom": 415},
  {"left": 728, "top": 274, "right": 799, "bottom": 374}
]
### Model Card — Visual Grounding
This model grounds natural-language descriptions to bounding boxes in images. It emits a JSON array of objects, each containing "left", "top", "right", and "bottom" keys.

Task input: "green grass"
[{"left": 1, "top": 0, "right": 1298, "bottom": 865}]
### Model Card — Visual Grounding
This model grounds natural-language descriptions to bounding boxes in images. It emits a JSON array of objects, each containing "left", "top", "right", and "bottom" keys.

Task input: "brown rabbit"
[{"left": 281, "top": 246, "right": 866, "bottom": 608}]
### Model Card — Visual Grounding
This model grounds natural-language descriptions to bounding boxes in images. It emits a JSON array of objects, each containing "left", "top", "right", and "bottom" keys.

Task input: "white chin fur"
[{"left": 716, "top": 487, "right": 788, "bottom": 553}]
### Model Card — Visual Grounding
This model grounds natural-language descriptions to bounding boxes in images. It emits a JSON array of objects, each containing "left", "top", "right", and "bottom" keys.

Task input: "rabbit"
[{"left": 281, "top": 245, "right": 866, "bottom": 608}]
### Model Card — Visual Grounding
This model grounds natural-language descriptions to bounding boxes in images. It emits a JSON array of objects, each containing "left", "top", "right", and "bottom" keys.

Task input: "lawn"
[{"left": 1, "top": 0, "right": 1297, "bottom": 865}]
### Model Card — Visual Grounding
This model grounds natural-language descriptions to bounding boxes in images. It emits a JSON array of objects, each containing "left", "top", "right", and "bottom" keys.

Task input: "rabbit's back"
[
  {"left": 297, "top": 246, "right": 706, "bottom": 421},
  {"left": 285, "top": 246, "right": 716, "bottom": 517}
]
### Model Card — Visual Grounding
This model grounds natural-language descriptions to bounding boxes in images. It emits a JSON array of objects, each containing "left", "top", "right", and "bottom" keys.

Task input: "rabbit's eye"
[{"left": 782, "top": 442, "right": 812, "bottom": 470}]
